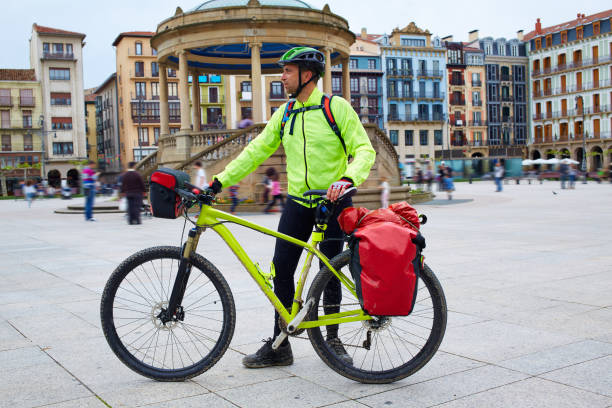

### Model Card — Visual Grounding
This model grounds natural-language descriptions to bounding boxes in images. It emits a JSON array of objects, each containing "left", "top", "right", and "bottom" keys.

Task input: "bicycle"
[{"left": 100, "top": 183, "right": 447, "bottom": 384}]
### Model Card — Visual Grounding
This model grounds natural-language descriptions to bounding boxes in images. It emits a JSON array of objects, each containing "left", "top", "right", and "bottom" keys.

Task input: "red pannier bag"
[
  {"left": 149, "top": 168, "right": 190, "bottom": 219},
  {"left": 338, "top": 203, "right": 425, "bottom": 316}
]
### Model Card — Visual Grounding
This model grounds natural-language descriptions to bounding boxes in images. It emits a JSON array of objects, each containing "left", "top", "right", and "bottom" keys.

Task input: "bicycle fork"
[{"left": 159, "top": 227, "right": 202, "bottom": 324}]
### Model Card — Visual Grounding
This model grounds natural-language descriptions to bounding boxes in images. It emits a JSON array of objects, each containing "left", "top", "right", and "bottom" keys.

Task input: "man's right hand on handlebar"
[
  {"left": 326, "top": 178, "right": 353, "bottom": 202},
  {"left": 207, "top": 179, "right": 222, "bottom": 195}
]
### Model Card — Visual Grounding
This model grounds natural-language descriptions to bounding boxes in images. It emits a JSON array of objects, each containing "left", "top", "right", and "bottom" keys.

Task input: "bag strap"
[
  {"left": 279, "top": 99, "right": 296, "bottom": 140},
  {"left": 321, "top": 94, "right": 346, "bottom": 155}
]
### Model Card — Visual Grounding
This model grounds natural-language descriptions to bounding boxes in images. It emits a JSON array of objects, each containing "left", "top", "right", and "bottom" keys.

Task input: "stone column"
[
  {"left": 323, "top": 47, "right": 332, "bottom": 94},
  {"left": 159, "top": 64, "right": 169, "bottom": 136},
  {"left": 179, "top": 51, "right": 191, "bottom": 131},
  {"left": 191, "top": 72, "right": 201, "bottom": 132},
  {"left": 250, "top": 42, "right": 263, "bottom": 123},
  {"left": 342, "top": 56, "right": 351, "bottom": 101}
]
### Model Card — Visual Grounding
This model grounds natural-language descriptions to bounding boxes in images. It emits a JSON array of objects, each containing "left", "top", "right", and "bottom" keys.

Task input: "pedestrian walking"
[
  {"left": 228, "top": 184, "right": 242, "bottom": 214},
  {"left": 264, "top": 171, "right": 284, "bottom": 213},
  {"left": 443, "top": 164, "right": 455, "bottom": 200},
  {"left": 23, "top": 180, "right": 36, "bottom": 207},
  {"left": 568, "top": 164, "right": 577, "bottom": 189},
  {"left": 82, "top": 161, "right": 98, "bottom": 221},
  {"left": 380, "top": 176, "right": 390, "bottom": 208},
  {"left": 494, "top": 161, "right": 504, "bottom": 192},
  {"left": 559, "top": 162, "right": 569, "bottom": 189},
  {"left": 425, "top": 165, "right": 433, "bottom": 192},
  {"left": 193, "top": 161, "right": 207, "bottom": 189},
  {"left": 120, "top": 162, "right": 146, "bottom": 225}
]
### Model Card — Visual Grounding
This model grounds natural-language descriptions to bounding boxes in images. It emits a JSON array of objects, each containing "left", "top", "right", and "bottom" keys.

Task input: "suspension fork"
[{"left": 160, "top": 227, "right": 202, "bottom": 323}]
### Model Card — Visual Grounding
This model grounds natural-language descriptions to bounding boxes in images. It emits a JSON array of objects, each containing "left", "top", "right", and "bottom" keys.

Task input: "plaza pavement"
[{"left": 0, "top": 180, "right": 611, "bottom": 408}]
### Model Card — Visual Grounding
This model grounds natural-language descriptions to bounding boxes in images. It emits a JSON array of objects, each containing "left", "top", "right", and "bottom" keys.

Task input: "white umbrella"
[
  {"left": 532, "top": 158, "right": 547, "bottom": 164},
  {"left": 561, "top": 158, "right": 579, "bottom": 164},
  {"left": 521, "top": 159, "right": 534, "bottom": 165},
  {"left": 544, "top": 158, "right": 560, "bottom": 164}
]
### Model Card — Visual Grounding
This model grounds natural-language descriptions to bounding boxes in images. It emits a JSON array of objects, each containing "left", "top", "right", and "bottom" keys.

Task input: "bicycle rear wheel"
[
  {"left": 100, "top": 246, "right": 235, "bottom": 381},
  {"left": 306, "top": 250, "right": 447, "bottom": 383}
]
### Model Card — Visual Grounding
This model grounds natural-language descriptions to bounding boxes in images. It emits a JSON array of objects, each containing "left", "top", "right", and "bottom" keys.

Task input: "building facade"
[
  {"left": 525, "top": 11, "right": 612, "bottom": 171},
  {"left": 380, "top": 23, "right": 447, "bottom": 175},
  {"left": 332, "top": 29, "right": 384, "bottom": 129},
  {"left": 94, "top": 73, "right": 121, "bottom": 176},
  {"left": 0, "top": 69, "right": 43, "bottom": 194},
  {"left": 113, "top": 31, "right": 180, "bottom": 163},
  {"left": 225, "top": 74, "right": 286, "bottom": 128},
  {"left": 30, "top": 24, "right": 88, "bottom": 183},
  {"left": 189, "top": 74, "right": 226, "bottom": 129},
  {"left": 471, "top": 33, "right": 528, "bottom": 159},
  {"left": 85, "top": 91, "right": 97, "bottom": 163}
]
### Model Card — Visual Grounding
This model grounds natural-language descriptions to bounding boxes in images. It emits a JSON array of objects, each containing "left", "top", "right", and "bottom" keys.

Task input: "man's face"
[{"left": 281, "top": 63, "right": 312, "bottom": 95}]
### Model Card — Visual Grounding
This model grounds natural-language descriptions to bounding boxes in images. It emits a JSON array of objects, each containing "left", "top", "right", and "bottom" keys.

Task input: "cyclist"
[{"left": 208, "top": 46, "right": 376, "bottom": 368}]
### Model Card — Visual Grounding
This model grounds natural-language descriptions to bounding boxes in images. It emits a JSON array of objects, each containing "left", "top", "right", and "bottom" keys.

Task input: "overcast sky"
[{"left": 2, "top": 1, "right": 610, "bottom": 89}]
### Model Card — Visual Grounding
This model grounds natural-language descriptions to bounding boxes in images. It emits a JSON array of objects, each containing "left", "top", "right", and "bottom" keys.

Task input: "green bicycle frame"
[{"left": 191, "top": 203, "right": 371, "bottom": 329}]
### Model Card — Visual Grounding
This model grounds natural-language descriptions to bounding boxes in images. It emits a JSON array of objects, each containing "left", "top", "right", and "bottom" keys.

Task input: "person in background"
[
  {"left": 559, "top": 161, "right": 569, "bottom": 189},
  {"left": 193, "top": 161, "right": 207, "bottom": 189},
  {"left": 379, "top": 176, "right": 390, "bottom": 208},
  {"left": 425, "top": 165, "right": 433, "bottom": 192},
  {"left": 494, "top": 161, "right": 504, "bottom": 192},
  {"left": 82, "top": 161, "right": 98, "bottom": 221},
  {"left": 23, "top": 180, "right": 36, "bottom": 207},
  {"left": 264, "top": 171, "right": 285, "bottom": 213},
  {"left": 120, "top": 162, "right": 146, "bottom": 225},
  {"left": 228, "top": 184, "right": 241, "bottom": 214},
  {"left": 443, "top": 163, "right": 455, "bottom": 200},
  {"left": 568, "top": 164, "right": 577, "bottom": 189}
]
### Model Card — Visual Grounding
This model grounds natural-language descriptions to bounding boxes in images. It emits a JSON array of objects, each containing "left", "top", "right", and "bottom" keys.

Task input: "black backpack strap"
[
  {"left": 321, "top": 94, "right": 346, "bottom": 155},
  {"left": 279, "top": 99, "right": 296, "bottom": 140}
]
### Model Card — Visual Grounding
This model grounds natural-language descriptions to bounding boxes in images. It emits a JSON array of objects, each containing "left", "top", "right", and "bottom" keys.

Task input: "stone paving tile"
[
  {"left": 35, "top": 396, "right": 109, "bottom": 408},
  {"left": 217, "top": 376, "right": 347, "bottom": 408},
  {"left": 356, "top": 365, "right": 527, "bottom": 408},
  {"left": 0, "top": 320, "right": 32, "bottom": 351},
  {"left": 139, "top": 393, "right": 237, "bottom": 408},
  {"left": 0, "top": 345, "right": 50, "bottom": 370},
  {"left": 498, "top": 339, "right": 612, "bottom": 375},
  {"left": 540, "top": 355, "right": 612, "bottom": 397},
  {"left": 433, "top": 377, "right": 612, "bottom": 408},
  {"left": 97, "top": 381, "right": 209, "bottom": 408},
  {"left": 8, "top": 310, "right": 100, "bottom": 345}
]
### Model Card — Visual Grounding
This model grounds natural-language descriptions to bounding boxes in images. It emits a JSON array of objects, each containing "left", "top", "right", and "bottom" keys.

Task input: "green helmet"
[{"left": 278, "top": 46, "right": 325, "bottom": 76}]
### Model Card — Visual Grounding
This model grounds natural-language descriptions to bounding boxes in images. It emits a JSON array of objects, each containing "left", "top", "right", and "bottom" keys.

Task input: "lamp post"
[
  {"left": 38, "top": 115, "right": 46, "bottom": 183},
  {"left": 574, "top": 96, "right": 587, "bottom": 183}
]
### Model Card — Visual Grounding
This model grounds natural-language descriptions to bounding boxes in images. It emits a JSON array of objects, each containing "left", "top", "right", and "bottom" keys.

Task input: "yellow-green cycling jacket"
[{"left": 214, "top": 87, "right": 376, "bottom": 206}]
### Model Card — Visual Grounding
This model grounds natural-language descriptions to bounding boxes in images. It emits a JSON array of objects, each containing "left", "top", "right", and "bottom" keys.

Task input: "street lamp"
[{"left": 574, "top": 96, "right": 587, "bottom": 184}]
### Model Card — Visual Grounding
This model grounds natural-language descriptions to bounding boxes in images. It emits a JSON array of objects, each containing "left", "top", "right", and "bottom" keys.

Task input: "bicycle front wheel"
[
  {"left": 306, "top": 250, "right": 447, "bottom": 383},
  {"left": 100, "top": 246, "right": 235, "bottom": 381}
]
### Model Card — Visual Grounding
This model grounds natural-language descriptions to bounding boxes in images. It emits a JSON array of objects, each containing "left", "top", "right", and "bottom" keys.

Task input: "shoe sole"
[{"left": 242, "top": 359, "right": 293, "bottom": 369}]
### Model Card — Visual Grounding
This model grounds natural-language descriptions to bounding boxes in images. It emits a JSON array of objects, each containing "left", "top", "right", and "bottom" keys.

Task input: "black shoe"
[
  {"left": 242, "top": 338, "right": 293, "bottom": 368},
  {"left": 326, "top": 337, "right": 353, "bottom": 365}
]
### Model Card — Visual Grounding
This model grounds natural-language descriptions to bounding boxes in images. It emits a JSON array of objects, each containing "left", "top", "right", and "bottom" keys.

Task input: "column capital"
[{"left": 249, "top": 42, "right": 262, "bottom": 50}]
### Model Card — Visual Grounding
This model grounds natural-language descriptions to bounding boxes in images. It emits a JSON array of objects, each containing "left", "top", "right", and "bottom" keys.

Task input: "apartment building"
[
  {"left": 525, "top": 10, "right": 612, "bottom": 170},
  {"left": 0, "top": 69, "right": 42, "bottom": 194},
  {"left": 84, "top": 91, "right": 97, "bottom": 163},
  {"left": 380, "top": 23, "right": 448, "bottom": 172},
  {"left": 30, "top": 24, "right": 87, "bottom": 182},
  {"left": 94, "top": 73, "right": 121, "bottom": 176},
  {"left": 225, "top": 74, "right": 286, "bottom": 128}
]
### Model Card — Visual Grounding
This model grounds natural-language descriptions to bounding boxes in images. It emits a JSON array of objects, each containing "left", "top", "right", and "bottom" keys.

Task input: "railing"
[
  {"left": 501, "top": 95, "right": 514, "bottom": 102},
  {"left": 533, "top": 79, "right": 612, "bottom": 99},
  {"left": 472, "top": 100, "right": 482, "bottom": 106},
  {"left": 0, "top": 96, "right": 12, "bottom": 106},
  {"left": 471, "top": 80, "right": 482, "bottom": 87},
  {"left": 501, "top": 116, "right": 514, "bottom": 123},
  {"left": 450, "top": 98, "right": 465, "bottom": 106},
  {"left": 450, "top": 78, "right": 465, "bottom": 86},
  {"left": 417, "top": 70, "right": 443, "bottom": 77},
  {"left": 500, "top": 75, "right": 513, "bottom": 82},
  {"left": 469, "top": 120, "right": 487, "bottom": 126},
  {"left": 130, "top": 101, "right": 181, "bottom": 123},
  {"left": 387, "top": 113, "right": 445, "bottom": 122},
  {"left": 42, "top": 52, "right": 74, "bottom": 60},
  {"left": 532, "top": 54, "right": 612, "bottom": 77},
  {"left": 533, "top": 105, "right": 611, "bottom": 121},
  {"left": 386, "top": 69, "right": 413, "bottom": 77},
  {"left": 20, "top": 97, "right": 35, "bottom": 107}
]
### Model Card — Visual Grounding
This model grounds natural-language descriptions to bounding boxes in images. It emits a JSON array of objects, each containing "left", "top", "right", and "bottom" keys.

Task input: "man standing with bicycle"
[{"left": 208, "top": 46, "right": 375, "bottom": 368}]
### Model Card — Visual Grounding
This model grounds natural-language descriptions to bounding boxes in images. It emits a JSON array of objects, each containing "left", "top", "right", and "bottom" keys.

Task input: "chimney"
[
  {"left": 361, "top": 27, "right": 367, "bottom": 40},
  {"left": 468, "top": 30, "right": 479, "bottom": 42},
  {"left": 517, "top": 30, "right": 524, "bottom": 41},
  {"left": 535, "top": 18, "right": 542, "bottom": 34},
  {"left": 442, "top": 35, "right": 453, "bottom": 42}
]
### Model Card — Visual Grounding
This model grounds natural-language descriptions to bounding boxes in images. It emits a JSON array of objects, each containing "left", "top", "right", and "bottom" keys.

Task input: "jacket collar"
[{"left": 295, "top": 86, "right": 323, "bottom": 108}]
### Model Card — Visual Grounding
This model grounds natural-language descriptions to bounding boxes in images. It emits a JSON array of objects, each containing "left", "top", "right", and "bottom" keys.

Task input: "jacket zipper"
[{"left": 302, "top": 111, "right": 311, "bottom": 190}]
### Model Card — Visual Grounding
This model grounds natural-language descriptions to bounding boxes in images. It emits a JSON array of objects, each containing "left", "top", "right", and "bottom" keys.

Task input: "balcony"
[
  {"left": 387, "top": 113, "right": 445, "bottom": 122},
  {"left": 0, "top": 96, "right": 12, "bottom": 106},
  {"left": 501, "top": 95, "right": 514, "bottom": 102},
  {"left": 417, "top": 91, "right": 445, "bottom": 100},
  {"left": 469, "top": 120, "right": 487, "bottom": 126},
  {"left": 42, "top": 52, "right": 75, "bottom": 60},
  {"left": 531, "top": 54, "right": 612, "bottom": 77},
  {"left": 450, "top": 98, "right": 465, "bottom": 106},
  {"left": 269, "top": 91, "right": 286, "bottom": 100},
  {"left": 20, "top": 97, "right": 35, "bottom": 107},
  {"left": 417, "top": 70, "right": 443, "bottom": 78},
  {"left": 386, "top": 69, "right": 413, "bottom": 77},
  {"left": 471, "top": 80, "right": 482, "bottom": 87},
  {"left": 451, "top": 137, "right": 467, "bottom": 146},
  {"left": 450, "top": 119, "right": 465, "bottom": 127},
  {"left": 450, "top": 78, "right": 465, "bottom": 86},
  {"left": 472, "top": 100, "right": 482, "bottom": 107},
  {"left": 500, "top": 74, "right": 513, "bottom": 82}
]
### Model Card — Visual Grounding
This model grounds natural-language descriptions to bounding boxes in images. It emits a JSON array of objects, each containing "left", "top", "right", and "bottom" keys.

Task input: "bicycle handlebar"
[{"left": 302, "top": 187, "right": 357, "bottom": 203}]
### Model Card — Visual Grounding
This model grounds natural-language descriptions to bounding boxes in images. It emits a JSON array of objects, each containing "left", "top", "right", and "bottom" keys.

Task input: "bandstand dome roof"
[{"left": 190, "top": 0, "right": 313, "bottom": 11}]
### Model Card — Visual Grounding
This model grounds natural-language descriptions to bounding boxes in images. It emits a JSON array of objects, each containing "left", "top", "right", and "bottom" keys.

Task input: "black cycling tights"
[{"left": 272, "top": 197, "right": 351, "bottom": 342}]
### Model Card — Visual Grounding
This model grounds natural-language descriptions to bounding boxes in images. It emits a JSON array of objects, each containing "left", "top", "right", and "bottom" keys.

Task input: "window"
[
  {"left": 51, "top": 117, "right": 72, "bottom": 130},
  {"left": 419, "top": 130, "right": 428, "bottom": 145},
  {"left": 209, "top": 87, "right": 219, "bottom": 103},
  {"left": 19, "top": 89, "right": 34, "bottom": 106},
  {"left": 135, "top": 62, "right": 144, "bottom": 77},
  {"left": 535, "top": 38, "right": 541, "bottom": 50},
  {"left": 49, "top": 68, "right": 70, "bottom": 80},
  {"left": 270, "top": 81, "right": 283, "bottom": 99},
  {"left": 350, "top": 77, "right": 359, "bottom": 93},
  {"left": 561, "top": 31, "right": 567, "bottom": 44},
  {"left": 545, "top": 35, "right": 552, "bottom": 48},
  {"left": 167, "top": 68, "right": 176, "bottom": 77},
  {"left": 593, "top": 22, "right": 600, "bottom": 36},
  {"left": 153, "top": 127, "right": 160, "bottom": 145},
  {"left": 135, "top": 82, "right": 146, "bottom": 98},
  {"left": 241, "top": 81, "right": 252, "bottom": 92},
  {"left": 210, "top": 74, "right": 221, "bottom": 83},
  {"left": 1, "top": 134, "right": 10, "bottom": 151},
  {"left": 576, "top": 26, "right": 583, "bottom": 40},
  {"left": 138, "top": 127, "right": 149, "bottom": 145},
  {"left": 389, "top": 130, "right": 398, "bottom": 146},
  {"left": 332, "top": 77, "right": 341, "bottom": 93},
  {"left": 50, "top": 92, "right": 71, "bottom": 105},
  {"left": 367, "top": 78, "right": 377, "bottom": 93},
  {"left": 349, "top": 59, "right": 358, "bottom": 69},
  {"left": 151, "top": 82, "right": 159, "bottom": 99},
  {"left": 404, "top": 130, "right": 413, "bottom": 146},
  {"left": 151, "top": 62, "right": 159, "bottom": 77},
  {"left": 43, "top": 43, "right": 50, "bottom": 53},
  {"left": 22, "top": 110, "right": 32, "bottom": 128},
  {"left": 135, "top": 42, "right": 143, "bottom": 55},
  {"left": 400, "top": 38, "right": 425, "bottom": 47},
  {"left": 1, "top": 110, "right": 9, "bottom": 128},
  {"left": 168, "top": 83, "right": 178, "bottom": 99},
  {"left": 23, "top": 134, "right": 33, "bottom": 151},
  {"left": 66, "top": 43, "right": 73, "bottom": 56},
  {"left": 434, "top": 130, "right": 443, "bottom": 145},
  {"left": 241, "top": 107, "right": 252, "bottom": 119},
  {"left": 52, "top": 142, "right": 73, "bottom": 155},
  {"left": 368, "top": 59, "right": 376, "bottom": 69},
  {"left": 169, "top": 127, "right": 179, "bottom": 135},
  {"left": 52, "top": 43, "right": 63, "bottom": 54}
]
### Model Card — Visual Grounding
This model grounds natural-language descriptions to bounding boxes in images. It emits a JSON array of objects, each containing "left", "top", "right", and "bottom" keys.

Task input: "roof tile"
[
  {"left": 33, "top": 23, "right": 86, "bottom": 38},
  {"left": 524, "top": 9, "right": 612, "bottom": 41}
]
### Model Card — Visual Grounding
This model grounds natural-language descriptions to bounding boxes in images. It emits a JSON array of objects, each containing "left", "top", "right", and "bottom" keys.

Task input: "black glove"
[{"left": 207, "top": 179, "right": 222, "bottom": 194}]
